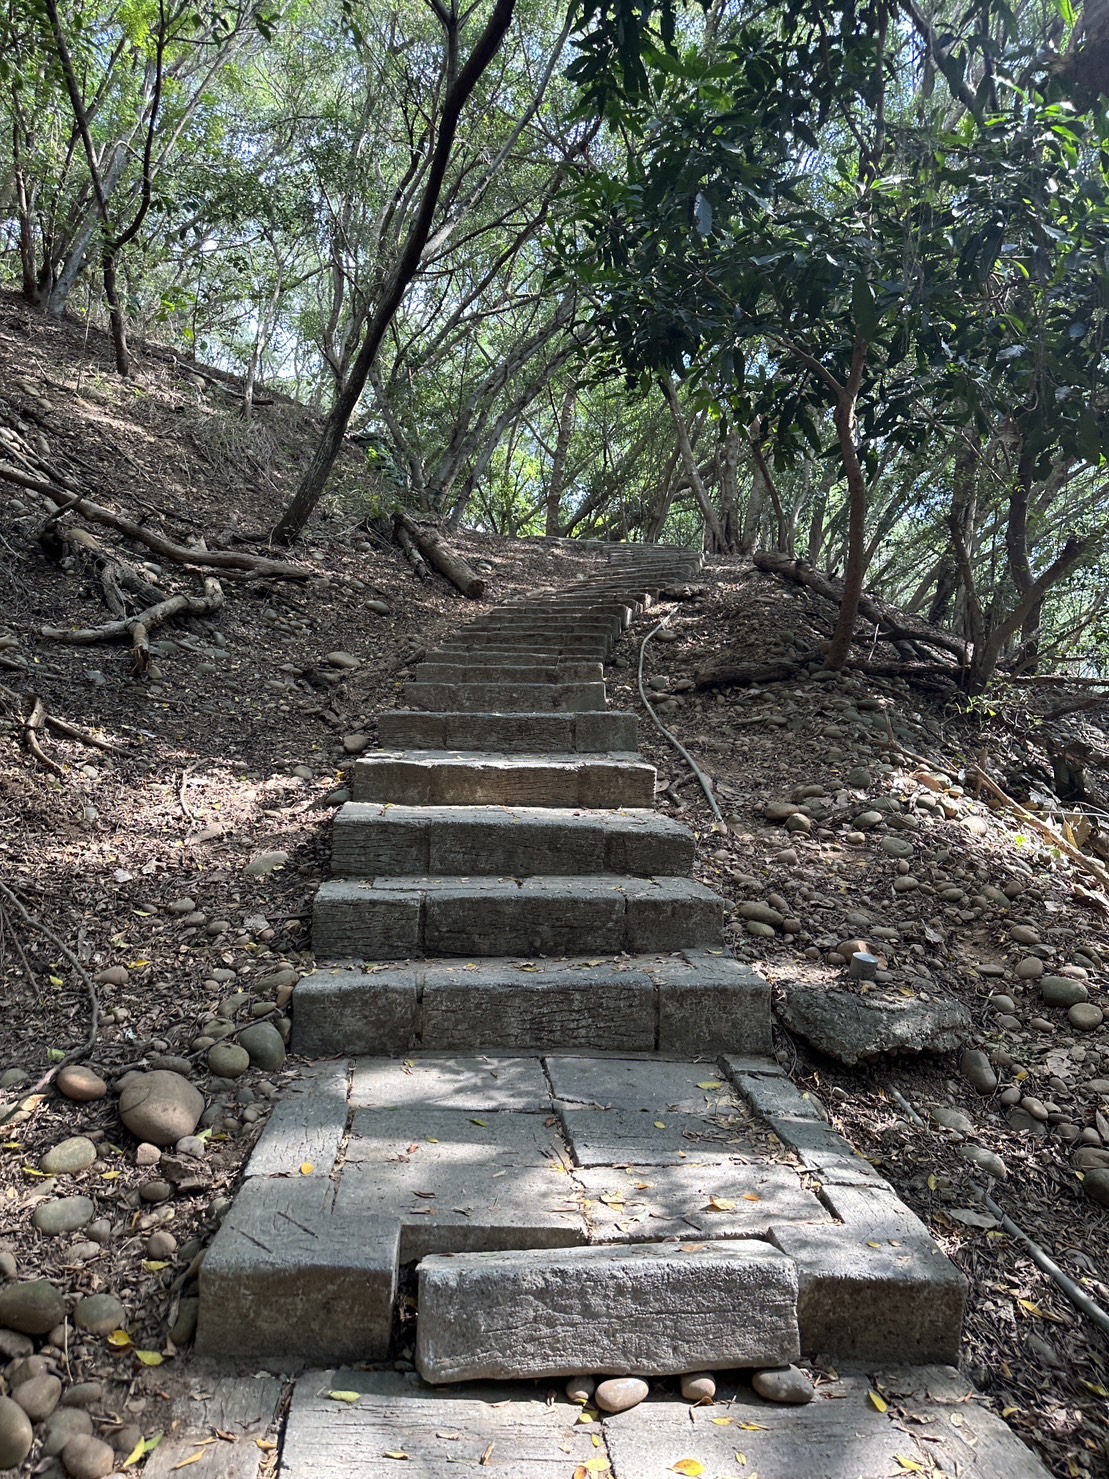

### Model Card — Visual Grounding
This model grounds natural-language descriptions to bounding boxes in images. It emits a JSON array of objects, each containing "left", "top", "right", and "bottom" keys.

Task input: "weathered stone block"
[
  {"left": 415, "top": 1240, "right": 799, "bottom": 1381},
  {"left": 312, "top": 880, "right": 421, "bottom": 959},
  {"left": 292, "top": 966, "right": 417, "bottom": 1057}
]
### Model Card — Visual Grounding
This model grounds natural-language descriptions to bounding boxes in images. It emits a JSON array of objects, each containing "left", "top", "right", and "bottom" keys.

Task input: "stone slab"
[
  {"left": 244, "top": 1060, "right": 348, "bottom": 1178},
  {"left": 281, "top": 1371, "right": 596, "bottom": 1478},
  {"left": 346, "top": 1106, "right": 563, "bottom": 1162},
  {"left": 576, "top": 1160, "right": 831, "bottom": 1242},
  {"left": 415, "top": 1239, "right": 799, "bottom": 1381},
  {"left": 558, "top": 1108, "right": 740, "bottom": 1166},
  {"left": 761, "top": 1112, "right": 890, "bottom": 1187},
  {"left": 330, "top": 803, "right": 693, "bottom": 878},
  {"left": 655, "top": 954, "right": 773, "bottom": 1056},
  {"left": 352, "top": 753, "right": 655, "bottom": 807},
  {"left": 375, "top": 710, "right": 639, "bottom": 753},
  {"left": 349, "top": 1054, "right": 551, "bottom": 1110},
  {"left": 292, "top": 965, "right": 417, "bottom": 1056},
  {"left": 769, "top": 1184, "right": 967, "bottom": 1363},
  {"left": 414, "top": 662, "right": 604, "bottom": 683},
  {"left": 547, "top": 1056, "right": 747, "bottom": 1112},
  {"left": 142, "top": 1375, "right": 283, "bottom": 1479},
  {"left": 601, "top": 1367, "right": 1051, "bottom": 1479},
  {"left": 196, "top": 1176, "right": 399, "bottom": 1363},
  {"left": 404, "top": 681, "right": 607, "bottom": 713}
]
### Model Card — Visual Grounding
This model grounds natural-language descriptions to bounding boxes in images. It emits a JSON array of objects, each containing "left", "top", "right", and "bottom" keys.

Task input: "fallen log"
[
  {"left": 753, "top": 550, "right": 969, "bottom": 664},
  {"left": 0, "top": 463, "right": 311, "bottom": 580},
  {"left": 392, "top": 513, "right": 431, "bottom": 580},
  {"left": 394, "top": 510, "right": 484, "bottom": 598}
]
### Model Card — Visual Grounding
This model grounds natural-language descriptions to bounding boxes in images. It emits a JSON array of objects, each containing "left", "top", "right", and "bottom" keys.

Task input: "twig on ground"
[
  {"left": 638, "top": 613, "right": 724, "bottom": 826},
  {"left": 24, "top": 696, "right": 65, "bottom": 776}
]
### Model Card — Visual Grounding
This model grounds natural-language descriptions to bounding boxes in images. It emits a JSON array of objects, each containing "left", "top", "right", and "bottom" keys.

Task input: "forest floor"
[{"left": 0, "top": 288, "right": 1106, "bottom": 1479}]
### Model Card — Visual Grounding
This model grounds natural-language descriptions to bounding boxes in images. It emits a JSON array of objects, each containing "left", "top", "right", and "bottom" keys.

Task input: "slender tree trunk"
[
  {"left": 271, "top": 0, "right": 516, "bottom": 544},
  {"left": 659, "top": 375, "right": 726, "bottom": 550},
  {"left": 824, "top": 340, "right": 869, "bottom": 670},
  {"left": 545, "top": 377, "right": 577, "bottom": 535}
]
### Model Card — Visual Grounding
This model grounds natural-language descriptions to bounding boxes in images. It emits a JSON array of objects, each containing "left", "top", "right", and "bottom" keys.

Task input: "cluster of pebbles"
[{"left": 563, "top": 1365, "right": 815, "bottom": 1415}]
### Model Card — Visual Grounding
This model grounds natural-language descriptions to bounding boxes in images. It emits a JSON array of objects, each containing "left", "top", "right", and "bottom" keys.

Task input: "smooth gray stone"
[
  {"left": 32, "top": 1196, "right": 94, "bottom": 1235},
  {"left": 559, "top": 1108, "right": 734, "bottom": 1166},
  {"left": 602, "top": 1366, "right": 1052, "bottom": 1479},
  {"left": 280, "top": 1371, "right": 587, "bottom": 1479},
  {"left": 196, "top": 1177, "right": 398, "bottom": 1363},
  {"left": 348, "top": 1055, "right": 550, "bottom": 1111},
  {"left": 237, "top": 1020, "right": 287, "bottom": 1071},
  {"left": 415, "top": 1240, "right": 799, "bottom": 1382},
  {"left": 770, "top": 1185, "right": 966, "bottom": 1363}
]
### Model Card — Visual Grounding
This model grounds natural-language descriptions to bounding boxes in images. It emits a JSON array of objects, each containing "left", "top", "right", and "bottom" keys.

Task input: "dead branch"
[
  {"left": 42, "top": 573, "right": 224, "bottom": 673},
  {"left": 0, "top": 878, "right": 99, "bottom": 1126},
  {"left": 0, "top": 462, "right": 312, "bottom": 579},
  {"left": 24, "top": 697, "right": 64, "bottom": 776},
  {"left": 393, "top": 512, "right": 431, "bottom": 580},
  {"left": 43, "top": 713, "right": 127, "bottom": 753},
  {"left": 968, "top": 763, "right": 1109, "bottom": 894},
  {"left": 394, "top": 510, "right": 484, "bottom": 597}
]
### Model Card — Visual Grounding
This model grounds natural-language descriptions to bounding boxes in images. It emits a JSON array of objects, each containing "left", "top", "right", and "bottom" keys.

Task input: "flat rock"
[
  {"left": 33, "top": 1196, "right": 94, "bottom": 1235},
  {"left": 1041, "top": 977, "right": 1088, "bottom": 1007},
  {"left": 40, "top": 1137, "right": 97, "bottom": 1175},
  {"left": 777, "top": 984, "right": 970, "bottom": 1065},
  {"left": 119, "top": 1071, "right": 204, "bottom": 1146},
  {"left": 74, "top": 1294, "right": 125, "bottom": 1334}
]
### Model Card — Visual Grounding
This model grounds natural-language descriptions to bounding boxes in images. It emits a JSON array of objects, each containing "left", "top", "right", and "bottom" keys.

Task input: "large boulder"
[
  {"left": 777, "top": 983, "right": 970, "bottom": 1065},
  {"left": 118, "top": 1071, "right": 204, "bottom": 1147}
]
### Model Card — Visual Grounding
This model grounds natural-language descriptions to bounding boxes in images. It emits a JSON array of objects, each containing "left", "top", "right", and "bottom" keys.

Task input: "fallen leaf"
[
  {"left": 867, "top": 1390, "right": 888, "bottom": 1413},
  {"left": 299, "top": 1162, "right": 315, "bottom": 1176},
  {"left": 383, "top": 1453, "right": 409, "bottom": 1461},
  {"left": 107, "top": 1330, "right": 133, "bottom": 1350},
  {"left": 142, "top": 1260, "right": 170, "bottom": 1272},
  {"left": 170, "top": 1455, "right": 205, "bottom": 1472},
  {"left": 737, "top": 1422, "right": 767, "bottom": 1431},
  {"left": 895, "top": 1458, "right": 927, "bottom": 1473},
  {"left": 328, "top": 1391, "right": 361, "bottom": 1404},
  {"left": 706, "top": 1195, "right": 737, "bottom": 1211},
  {"left": 135, "top": 1350, "right": 164, "bottom": 1366},
  {"left": 1080, "top": 1380, "right": 1109, "bottom": 1398},
  {"left": 582, "top": 1460, "right": 611, "bottom": 1473},
  {"left": 256, "top": 1438, "right": 278, "bottom": 1451},
  {"left": 711, "top": 1417, "right": 734, "bottom": 1426},
  {"left": 470, "top": 1118, "right": 488, "bottom": 1127},
  {"left": 697, "top": 1081, "right": 723, "bottom": 1090},
  {"left": 671, "top": 1462, "right": 705, "bottom": 1476}
]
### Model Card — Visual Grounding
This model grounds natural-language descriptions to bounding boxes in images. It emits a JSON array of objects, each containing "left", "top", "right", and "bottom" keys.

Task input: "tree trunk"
[
  {"left": 824, "top": 341, "right": 869, "bottom": 669},
  {"left": 394, "top": 511, "right": 485, "bottom": 597},
  {"left": 270, "top": 0, "right": 516, "bottom": 544},
  {"left": 659, "top": 375, "right": 726, "bottom": 550},
  {"left": 545, "top": 377, "right": 577, "bottom": 535}
]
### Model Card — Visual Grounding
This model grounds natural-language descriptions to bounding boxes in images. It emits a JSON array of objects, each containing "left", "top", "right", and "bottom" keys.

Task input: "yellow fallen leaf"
[
  {"left": 867, "top": 1390, "right": 888, "bottom": 1413},
  {"left": 256, "top": 1438, "right": 277, "bottom": 1451},
  {"left": 583, "top": 1460, "right": 611, "bottom": 1473},
  {"left": 1002, "top": 1405, "right": 1019, "bottom": 1418},
  {"left": 927, "top": 1174, "right": 938, "bottom": 1191},
  {"left": 1080, "top": 1380, "right": 1109, "bottom": 1398},
  {"left": 742, "top": 1193, "right": 761, "bottom": 1202},
  {"left": 697, "top": 1081, "right": 723, "bottom": 1090},
  {"left": 328, "top": 1391, "right": 362, "bottom": 1403},
  {"left": 101, "top": 1169, "right": 122, "bottom": 1180},
  {"left": 107, "top": 1330, "right": 132, "bottom": 1349},
  {"left": 49, "top": 975, "right": 64, "bottom": 987},
  {"left": 671, "top": 1463, "right": 705, "bottom": 1477},
  {"left": 170, "top": 1455, "right": 205, "bottom": 1471},
  {"left": 1016, "top": 1299, "right": 1044, "bottom": 1317},
  {"left": 737, "top": 1422, "right": 767, "bottom": 1431},
  {"left": 895, "top": 1458, "right": 927, "bottom": 1473},
  {"left": 711, "top": 1417, "right": 733, "bottom": 1426},
  {"left": 866, "top": 1241, "right": 882, "bottom": 1249},
  {"left": 299, "top": 1162, "right": 315, "bottom": 1175},
  {"left": 654, "top": 1121, "right": 667, "bottom": 1129},
  {"left": 122, "top": 1439, "right": 146, "bottom": 1468},
  {"left": 706, "top": 1196, "right": 737, "bottom": 1212},
  {"left": 577, "top": 1408, "right": 597, "bottom": 1424},
  {"left": 383, "top": 1452, "right": 409, "bottom": 1460},
  {"left": 470, "top": 1118, "right": 488, "bottom": 1127},
  {"left": 135, "top": 1350, "right": 164, "bottom": 1366},
  {"left": 142, "top": 1260, "right": 170, "bottom": 1272}
]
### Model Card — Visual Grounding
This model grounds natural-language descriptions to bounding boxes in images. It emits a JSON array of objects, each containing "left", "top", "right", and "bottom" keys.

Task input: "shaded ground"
[{"left": 0, "top": 291, "right": 1106, "bottom": 1476}]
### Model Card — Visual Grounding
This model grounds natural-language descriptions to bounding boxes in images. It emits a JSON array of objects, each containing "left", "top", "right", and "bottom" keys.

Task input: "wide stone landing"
[{"left": 279, "top": 1367, "right": 1052, "bottom": 1479}]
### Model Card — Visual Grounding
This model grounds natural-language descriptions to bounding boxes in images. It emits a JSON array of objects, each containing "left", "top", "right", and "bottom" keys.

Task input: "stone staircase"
[{"left": 195, "top": 543, "right": 968, "bottom": 1386}]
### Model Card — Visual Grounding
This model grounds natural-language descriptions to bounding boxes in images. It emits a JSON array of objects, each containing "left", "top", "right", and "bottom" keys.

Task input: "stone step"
[
  {"left": 330, "top": 802, "right": 694, "bottom": 878},
  {"left": 293, "top": 950, "right": 772, "bottom": 1056},
  {"left": 312, "top": 874, "right": 723, "bottom": 959},
  {"left": 413, "top": 662, "right": 604, "bottom": 683},
  {"left": 440, "top": 627, "right": 614, "bottom": 650},
  {"left": 421, "top": 646, "right": 576, "bottom": 664},
  {"left": 415, "top": 1239, "right": 800, "bottom": 1381},
  {"left": 376, "top": 710, "right": 638, "bottom": 753},
  {"left": 471, "top": 612, "right": 623, "bottom": 638},
  {"left": 501, "top": 601, "right": 635, "bottom": 625},
  {"left": 353, "top": 751, "right": 654, "bottom": 806},
  {"left": 403, "top": 681, "right": 606, "bottom": 713}
]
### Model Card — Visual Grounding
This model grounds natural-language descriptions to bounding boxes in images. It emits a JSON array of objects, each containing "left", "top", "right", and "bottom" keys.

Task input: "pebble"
[
  {"left": 146, "top": 1230, "right": 178, "bottom": 1259},
  {"left": 1010, "top": 925, "right": 1040, "bottom": 945},
  {"left": 85, "top": 1219, "right": 111, "bottom": 1244},
  {"left": 7, "top": 1355, "right": 49, "bottom": 1386},
  {"left": 208, "top": 1043, "right": 250, "bottom": 1077},
  {"left": 1069, "top": 1003, "right": 1104, "bottom": 1031},
  {"left": 325, "top": 650, "right": 360, "bottom": 669},
  {"left": 237, "top": 1020, "right": 286, "bottom": 1071},
  {"left": 565, "top": 1375, "right": 595, "bottom": 1405},
  {"left": 930, "top": 1107, "right": 974, "bottom": 1133},
  {"left": 989, "top": 995, "right": 1017, "bottom": 1014},
  {"left": 342, "top": 733, "right": 369, "bottom": 754},
  {"left": 40, "top": 1137, "right": 98, "bottom": 1175},
  {"left": 594, "top": 1377, "right": 649, "bottom": 1414},
  {"left": 680, "top": 1372, "right": 716, "bottom": 1403},
  {"left": 880, "top": 836, "right": 913, "bottom": 858},
  {"left": 0, "top": 1394, "right": 33, "bottom": 1469},
  {"left": 13, "top": 1372, "right": 62, "bottom": 1420},
  {"left": 1084, "top": 1169, "right": 1109, "bottom": 1207},
  {"left": 62, "top": 1383, "right": 102, "bottom": 1409},
  {"left": 74, "top": 1294, "right": 125, "bottom": 1334},
  {"left": 119, "top": 1071, "right": 204, "bottom": 1146},
  {"left": 1016, "top": 957, "right": 1044, "bottom": 980},
  {"left": 113, "top": 1424, "right": 142, "bottom": 1455},
  {"left": 43, "top": 1409, "right": 93, "bottom": 1457},
  {"left": 961, "top": 1143, "right": 1008, "bottom": 1179},
  {"left": 33, "top": 1197, "right": 95, "bottom": 1235},
  {"left": 959, "top": 1049, "right": 997, "bottom": 1095},
  {"left": 140, "top": 1180, "right": 173, "bottom": 1204},
  {"left": 55, "top": 1066, "right": 107, "bottom": 1103},
  {"left": 61, "top": 1433, "right": 116, "bottom": 1479},
  {"left": 752, "top": 1365, "right": 815, "bottom": 1404},
  {"left": 169, "top": 1297, "right": 199, "bottom": 1346},
  {"left": 245, "top": 851, "right": 289, "bottom": 876},
  {"left": 0, "top": 1068, "right": 28, "bottom": 1090},
  {"left": 135, "top": 1143, "right": 161, "bottom": 1167}
]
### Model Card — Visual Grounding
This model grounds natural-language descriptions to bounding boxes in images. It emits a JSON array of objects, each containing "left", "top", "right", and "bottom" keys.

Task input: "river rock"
[
  {"left": 43, "top": 1409, "right": 93, "bottom": 1458},
  {"left": 55, "top": 1066, "right": 107, "bottom": 1103},
  {"left": 61, "top": 1433, "right": 115, "bottom": 1479},
  {"left": 0, "top": 1395, "right": 33, "bottom": 1469},
  {"left": 565, "top": 1376, "right": 595, "bottom": 1405},
  {"left": 40, "top": 1137, "right": 98, "bottom": 1175},
  {"left": 680, "top": 1372, "right": 716, "bottom": 1403},
  {"left": 118, "top": 1071, "right": 203, "bottom": 1145},
  {"left": 960, "top": 1050, "right": 998, "bottom": 1095},
  {"left": 777, "top": 983, "right": 970, "bottom": 1065},
  {"left": 236, "top": 1020, "right": 286, "bottom": 1071},
  {"left": 930, "top": 1107, "right": 974, "bottom": 1134},
  {"left": 880, "top": 836, "right": 913, "bottom": 859},
  {"left": 13, "top": 1372, "right": 62, "bottom": 1421},
  {"left": 245, "top": 851, "right": 288, "bottom": 876},
  {"left": 595, "top": 1377, "right": 649, "bottom": 1414},
  {"left": 0, "top": 1279, "right": 64, "bottom": 1334},
  {"left": 1042, "top": 977, "right": 1088, "bottom": 1007},
  {"left": 961, "top": 1143, "right": 1008, "bottom": 1179},
  {"left": 1084, "top": 1169, "right": 1109, "bottom": 1207},
  {"left": 62, "top": 1384, "right": 102, "bottom": 1409},
  {"left": 33, "top": 1197, "right": 94, "bottom": 1235},
  {"left": 207, "top": 1042, "right": 250, "bottom": 1078},
  {"left": 1015, "top": 957, "right": 1044, "bottom": 980},
  {"left": 74, "top": 1294, "right": 125, "bottom": 1335},
  {"left": 752, "top": 1365, "right": 815, "bottom": 1404},
  {"left": 1069, "top": 1003, "right": 1105, "bottom": 1032}
]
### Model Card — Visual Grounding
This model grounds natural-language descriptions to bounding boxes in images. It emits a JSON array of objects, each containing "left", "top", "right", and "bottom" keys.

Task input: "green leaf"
[{"left": 852, "top": 274, "right": 878, "bottom": 340}]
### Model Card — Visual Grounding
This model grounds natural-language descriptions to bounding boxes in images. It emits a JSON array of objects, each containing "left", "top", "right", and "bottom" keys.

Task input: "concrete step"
[
  {"left": 376, "top": 710, "right": 638, "bottom": 752},
  {"left": 413, "top": 662, "right": 604, "bottom": 683},
  {"left": 353, "top": 751, "right": 654, "bottom": 806},
  {"left": 278, "top": 1366, "right": 1052, "bottom": 1479},
  {"left": 312, "top": 874, "right": 723, "bottom": 959},
  {"left": 471, "top": 612, "right": 623, "bottom": 638},
  {"left": 293, "top": 950, "right": 772, "bottom": 1056},
  {"left": 415, "top": 1240, "right": 800, "bottom": 1382},
  {"left": 421, "top": 646, "right": 576, "bottom": 664},
  {"left": 501, "top": 601, "right": 635, "bottom": 626},
  {"left": 440, "top": 627, "right": 614, "bottom": 651},
  {"left": 403, "top": 680, "right": 606, "bottom": 713},
  {"left": 330, "top": 802, "right": 694, "bottom": 878}
]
